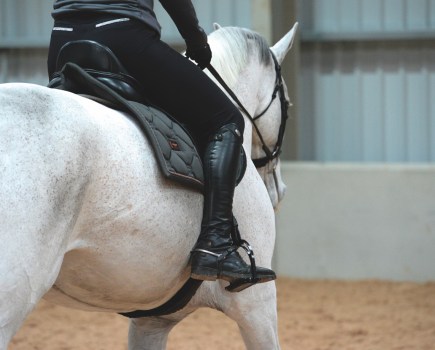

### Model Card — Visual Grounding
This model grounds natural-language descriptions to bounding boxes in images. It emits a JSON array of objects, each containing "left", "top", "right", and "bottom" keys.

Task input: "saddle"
[
  {"left": 48, "top": 40, "right": 248, "bottom": 317},
  {"left": 49, "top": 40, "right": 246, "bottom": 192},
  {"left": 49, "top": 40, "right": 148, "bottom": 104}
]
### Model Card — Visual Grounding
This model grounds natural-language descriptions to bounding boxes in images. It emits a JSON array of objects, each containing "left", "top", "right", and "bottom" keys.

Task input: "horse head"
[{"left": 208, "top": 23, "right": 298, "bottom": 209}]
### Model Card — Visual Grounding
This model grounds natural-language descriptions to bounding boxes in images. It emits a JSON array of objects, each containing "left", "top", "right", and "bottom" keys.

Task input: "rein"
[{"left": 206, "top": 50, "right": 289, "bottom": 168}]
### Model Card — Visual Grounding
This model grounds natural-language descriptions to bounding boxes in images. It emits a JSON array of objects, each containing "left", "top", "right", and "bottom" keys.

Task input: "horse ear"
[
  {"left": 270, "top": 22, "right": 299, "bottom": 64},
  {"left": 213, "top": 23, "right": 222, "bottom": 31}
]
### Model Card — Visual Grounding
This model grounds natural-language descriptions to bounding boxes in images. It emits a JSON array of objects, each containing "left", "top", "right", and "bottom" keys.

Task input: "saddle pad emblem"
[{"left": 169, "top": 139, "right": 180, "bottom": 151}]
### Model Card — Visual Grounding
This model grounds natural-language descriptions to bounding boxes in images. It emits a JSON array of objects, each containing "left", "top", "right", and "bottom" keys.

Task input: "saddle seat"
[{"left": 48, "top": 40, "right": 147, "bottom": 104}]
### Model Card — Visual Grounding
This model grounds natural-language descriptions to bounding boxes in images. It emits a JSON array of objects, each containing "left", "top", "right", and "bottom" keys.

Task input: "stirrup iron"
[
  {"left": 191, "top": 237, "right": 261, "bottom": 293},
  {"left": 225, "top": 240, "right": 259, "bottom": 292}
]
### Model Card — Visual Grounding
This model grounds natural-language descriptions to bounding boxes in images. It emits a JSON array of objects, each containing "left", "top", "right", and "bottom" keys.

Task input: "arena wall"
[{"left": 274, "top": 162, "right": 435, "bottom": 282}]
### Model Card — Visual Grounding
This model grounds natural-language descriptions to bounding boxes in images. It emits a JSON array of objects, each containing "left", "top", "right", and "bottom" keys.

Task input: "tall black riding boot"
[{"left": 190, "top": 123, "right": 276, "bottom": 291}]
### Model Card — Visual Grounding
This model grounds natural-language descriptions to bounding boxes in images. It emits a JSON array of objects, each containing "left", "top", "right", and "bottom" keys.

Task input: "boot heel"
[{"left": 225, "top": 278, "right": 256, "bottom": 292}]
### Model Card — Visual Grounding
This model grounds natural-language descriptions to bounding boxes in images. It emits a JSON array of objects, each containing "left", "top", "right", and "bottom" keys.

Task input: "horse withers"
[{"left": 0, "top": 23, "right": 298, "bottom": 350}]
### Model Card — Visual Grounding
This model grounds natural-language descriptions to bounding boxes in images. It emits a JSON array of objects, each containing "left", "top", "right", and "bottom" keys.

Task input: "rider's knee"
[
  {"left": 230, "top": 108, "right": 245, "bottom": 134},
  {"left": 217, "top": 105, "right": 244, "bottom": 134}
]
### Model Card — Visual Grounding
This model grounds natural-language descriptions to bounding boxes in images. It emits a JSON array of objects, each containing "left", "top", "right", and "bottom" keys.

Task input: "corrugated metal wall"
[
  {"left": 298, "top": 0, "right": 435, "bottom": 162},
  {"left": 299, "top": 0, "right": 435, "bottom": 36},
  {"left": 0, "top": 0, "right": 53, "bottom": 85},
  {"left": 0, "top": 0, "right": 252, "bottom": 47},
  {"left": 2, "top": 1, "right": 433, "bottom": 163},
  {"left": 0, "top": 0, "right": 52, "bottom": 47},
  {"left": 0, "top": 0, "right": 251, "bottom": 84},
  {"left": 153, "top": 0, "right": 252, "bottom": 43}
]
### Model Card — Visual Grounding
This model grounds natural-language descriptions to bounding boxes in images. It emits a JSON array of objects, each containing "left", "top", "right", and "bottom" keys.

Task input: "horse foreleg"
[
  {"left": 0, "top": 181, "right": 80, "bottom": 348},
  {"left": 0, "top": 220, "right": 66, "bottom": 349},
  {"left": 222, "top": 282, "right": 281, "bottom": 350},
  {"left": 128, "top": 316, "right": 180, "bottom": 350},
  {"left": 0, "top": 245, "right": 65, "bottom": 349}
]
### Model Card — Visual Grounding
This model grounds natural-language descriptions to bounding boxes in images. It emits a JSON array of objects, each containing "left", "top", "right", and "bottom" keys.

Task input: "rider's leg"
[
  {"left": 108, "top": 22, "right": 276, "bottom": 287},
  {"left": 190, "top": 121, "right": 276, "bottom": 285},
  {"left": 126, "top": 42, "right": 275, "bottom": 286}
]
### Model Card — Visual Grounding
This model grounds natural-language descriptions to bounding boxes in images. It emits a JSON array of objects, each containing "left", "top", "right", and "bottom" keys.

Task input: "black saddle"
[{"left": 49, "top": 40, "right": 148, "bottom": 104}]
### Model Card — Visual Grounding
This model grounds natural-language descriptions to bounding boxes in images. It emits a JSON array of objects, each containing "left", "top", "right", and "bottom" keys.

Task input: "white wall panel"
[
  {"left": 275, "top": 162, "right": 435, "bottom": 281},
  {"left": 360, "top": 45, "right": 383, "bottom": 161},
  {"left": 300, "top": 42, "right": 435, "bottom": 162},
  {"left": 431, "top": 0, "right": 435, "bottom": 27},
  {"left": 338, "top": 0, "right": 359, "bottom": 32},
  {"left": 383, "top": 0, "right": 405, "bottom": 31},
  {"left": 431, "top": 51, "right": 435, "bottom": 159},
  {"left": 300, "top": 0, "right": 435, "bottom": 38},
  {"left": 383, "top": 51, "right": 406, "bottom": 162},
  {"left": 313, "top": 0, "right": 339, "bottom": 32},
  {"left": 298, "top": 0, "right": 435, "bottom": 162},
  {"left": 360, "top": 0, "right": 383, "bottom": 31},
  {"left": 406, "top": 0, "right": 427, "bottom": 30},
  {"left": 0, "top": 49, "right": 49, "bottom": 85},
  {"left": 0, "top": 0, "right": 53, "bottom": 47}
]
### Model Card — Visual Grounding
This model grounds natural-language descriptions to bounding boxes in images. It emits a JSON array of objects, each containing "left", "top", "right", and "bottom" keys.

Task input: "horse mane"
[{"left": 208, "top": 27, "right": 272, "bottom": 88}]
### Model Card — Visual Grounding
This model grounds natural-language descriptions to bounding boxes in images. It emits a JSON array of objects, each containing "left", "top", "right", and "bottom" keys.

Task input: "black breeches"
[{"left": 47, "top": 14, "right": 244, "bottom": 148}]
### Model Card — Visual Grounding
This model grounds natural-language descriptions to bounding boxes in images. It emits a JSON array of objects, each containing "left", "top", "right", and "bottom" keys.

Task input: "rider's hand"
[{"left": 186, "top": 43, "right": 212, "bottom": 70}]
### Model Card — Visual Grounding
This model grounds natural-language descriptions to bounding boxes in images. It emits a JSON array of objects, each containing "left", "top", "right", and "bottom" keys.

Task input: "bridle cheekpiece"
[{"left": 207, "top": 50, "right": 289, "bottom": 169}]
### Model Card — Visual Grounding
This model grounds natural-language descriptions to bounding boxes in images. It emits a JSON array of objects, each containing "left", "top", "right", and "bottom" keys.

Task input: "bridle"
[{"left": 206, "top": 50, "right": 289, "bottom": 169}]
